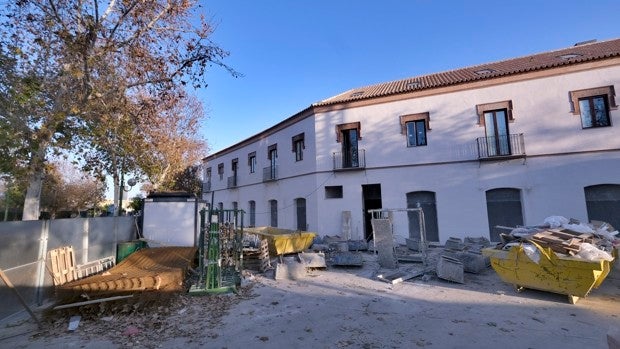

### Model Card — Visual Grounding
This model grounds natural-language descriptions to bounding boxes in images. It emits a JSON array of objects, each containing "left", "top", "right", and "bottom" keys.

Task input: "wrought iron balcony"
[
  {"left": 202, "top": 181, "right": 211, "bottom": 193},
  {"left": 262, "top": 165, "right": 278, "bottom": 182},
  {"left": 476, "top": 133, "right": 526, "bottom": 160},
  {"left": 227, "top": 176, "right": 238, "bottom": 189},
  {"left": 333, "top": 149, "right": 366, "bottom": 171}
]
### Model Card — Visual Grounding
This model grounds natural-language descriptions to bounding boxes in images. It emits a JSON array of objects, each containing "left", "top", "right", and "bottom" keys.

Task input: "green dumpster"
[{"left": 116, "top": 240, "right": 148, "bottom": 263}]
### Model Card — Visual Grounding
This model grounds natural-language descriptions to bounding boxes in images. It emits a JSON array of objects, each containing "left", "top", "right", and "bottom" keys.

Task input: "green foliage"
[
  {"left": 128, "top": 196, "right": 144, "bottom": 214},
  {"left": 170, "top": 165, "right": 202, "bottom": 197},
  {"left": 0, "top": 177, "right": 26, "bottom": 221},
  {"left": 0, "top": 1, "right": 235, "bottom": 218}
]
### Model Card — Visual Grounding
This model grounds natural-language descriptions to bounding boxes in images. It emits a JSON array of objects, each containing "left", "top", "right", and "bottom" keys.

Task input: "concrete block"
[
  {"left": 406, "top": 238, "right": 422, "bottom": 251},
  {"left": 329, "top": 242, "right": 349, "bottom": 252},
  {"left": 456, "top": 251, "right": 490, "bottom": 274},
  {"left": 372, "top": 218, "right": 396, "bottom": 269},
  {"left": 445, "top": 237, "right": 464, "bottom": 250},
  {"left": 348, "top": 240, "right": 368, "bottom": 251},
  {"left": 330, "top": 252, "right": 363, "bottom": 266},
  {"left": 436, "top": 255, "right": 464, "bottom": 283},
  {"left": 274, "top": 257, "right": 306, "bottom": 280},
  {"left": 298, "top": 252, "right": 326, "bottom": 268}
]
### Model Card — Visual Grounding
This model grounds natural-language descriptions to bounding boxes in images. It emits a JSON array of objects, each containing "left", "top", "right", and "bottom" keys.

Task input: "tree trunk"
[
  {"left": 22, "top": 170, "right": 44, "bottom": 220},
  {"left": 21, "top": 144, "right": 48, "bottom": 221},
  {"left": 112, "top": 172, "right": 120, "bottom": 217}
]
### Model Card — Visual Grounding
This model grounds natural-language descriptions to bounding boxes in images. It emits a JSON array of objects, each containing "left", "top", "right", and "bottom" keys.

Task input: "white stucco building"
[{"left": 202, "top": 38, "right": 620, "bottom": 244}]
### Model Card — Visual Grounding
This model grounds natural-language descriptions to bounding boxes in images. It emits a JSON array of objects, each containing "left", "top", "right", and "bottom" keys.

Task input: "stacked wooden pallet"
[
  {"left": 243, "top": 238, "right": 270, "bottom": 272},
  {"left": 525, "top": 229, "right": 595, "bottom": 255}
]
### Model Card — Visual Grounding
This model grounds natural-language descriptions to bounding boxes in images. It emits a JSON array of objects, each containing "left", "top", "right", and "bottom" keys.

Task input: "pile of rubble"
[{"left": 496, "top": 216, "right": 618, "bottom": 262}]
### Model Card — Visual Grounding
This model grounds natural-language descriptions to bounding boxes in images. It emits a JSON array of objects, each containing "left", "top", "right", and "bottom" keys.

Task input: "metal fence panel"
[
  {"left": 0, "top": 220, "right": 43, "bottom": 270},
  {"left": 0, "top": 264, "right": 42, "bottom": 322},
  {"left": 0, "top": 216, "right": 136, "bottom": 323},
  {"left": 88, "top": 217, "right": 136, "bottom": 261}
]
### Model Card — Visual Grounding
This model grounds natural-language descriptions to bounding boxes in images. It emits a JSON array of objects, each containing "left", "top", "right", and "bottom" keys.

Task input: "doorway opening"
[{"left": 362, "top": 184, "right": 382, "bottom": 241}]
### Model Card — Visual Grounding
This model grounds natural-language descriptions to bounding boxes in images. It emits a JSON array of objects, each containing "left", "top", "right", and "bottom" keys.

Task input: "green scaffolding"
[{"left": 190, "top": 207, "right": 244, "bottom": 295}]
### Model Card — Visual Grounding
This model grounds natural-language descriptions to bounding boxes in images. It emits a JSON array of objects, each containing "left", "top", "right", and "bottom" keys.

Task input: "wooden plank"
[
  {"left": 53, "top": 295, "right": 134, "bottom": 310},
  {"left": 547, "top": 229, "right": 579, "bottom": 239}
]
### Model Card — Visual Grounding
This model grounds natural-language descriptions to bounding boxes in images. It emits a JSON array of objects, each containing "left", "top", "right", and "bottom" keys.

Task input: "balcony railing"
[
  {"left": 227, "top": 175, "right": 238, "bottom": 189},
  {"left": 202, "top": 181, "right": 211, "bottom": 193},
  {"left": 262, "top": 165, "right": 278, "bottom": 182},
  {"left": 476, "top": 133, "right": 525, "bottom": 160},
  {"left": 333, "top": 149, "right": 366, "bottom": 171}
]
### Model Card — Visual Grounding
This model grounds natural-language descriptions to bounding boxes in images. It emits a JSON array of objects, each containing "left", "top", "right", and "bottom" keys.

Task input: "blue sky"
[{"left": 197, "top": 0, "right": 619, "bottom": 153}]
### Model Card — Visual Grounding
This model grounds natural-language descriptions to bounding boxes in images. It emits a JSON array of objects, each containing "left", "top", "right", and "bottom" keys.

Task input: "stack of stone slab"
[{"left": 436, "top": 236, "right": 491, "bottom": 283}]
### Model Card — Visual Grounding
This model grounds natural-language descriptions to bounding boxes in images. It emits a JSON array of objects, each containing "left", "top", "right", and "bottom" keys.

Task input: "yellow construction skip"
[
  {"left": 482, "top": 242, "right": 613, "bottom": 304},
  {"left": 245, "top": 227, "right": 316, "bottom": 256}
]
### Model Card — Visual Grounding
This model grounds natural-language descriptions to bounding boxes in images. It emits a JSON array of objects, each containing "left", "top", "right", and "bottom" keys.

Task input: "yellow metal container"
[
  {"left": 244, "top": 227, "right": 316, "bottom": 256},
  {"left": 482, "top": 242, "right": 613, "bottom": 304}
]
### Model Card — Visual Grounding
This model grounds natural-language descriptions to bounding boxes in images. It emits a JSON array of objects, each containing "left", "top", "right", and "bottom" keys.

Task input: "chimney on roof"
[{"left": 574, "top": 39, "right": 597, "bottom": 46}]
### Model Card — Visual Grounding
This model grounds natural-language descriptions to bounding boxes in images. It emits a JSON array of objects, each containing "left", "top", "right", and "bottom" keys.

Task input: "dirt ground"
[{"left": 2, "top": 251, "right": 619, "bottom": 349}]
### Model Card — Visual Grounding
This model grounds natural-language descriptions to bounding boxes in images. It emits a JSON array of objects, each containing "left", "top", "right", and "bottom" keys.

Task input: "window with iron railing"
[
  {"left": 262, "top": 165, "right": 278, "bottom": 181},
  {"left": 476, "top": 133, "right": 525, "bottom": 159},
  {"left": 333, "top": 149, "right": 365, "bottom": 170}
]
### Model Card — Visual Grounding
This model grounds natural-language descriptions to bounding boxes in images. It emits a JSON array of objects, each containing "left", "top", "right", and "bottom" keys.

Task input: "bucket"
[{"left": 116, "top": 240, "right": 148, "bottom": 263}]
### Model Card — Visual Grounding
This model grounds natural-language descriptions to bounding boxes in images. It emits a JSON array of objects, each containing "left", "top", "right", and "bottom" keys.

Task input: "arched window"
[
  {"left": 406, "top": 191, "right": 439, "bottom": 242},
  {"left": 485, "top": 188, "right": 523, "bottom": 242}
]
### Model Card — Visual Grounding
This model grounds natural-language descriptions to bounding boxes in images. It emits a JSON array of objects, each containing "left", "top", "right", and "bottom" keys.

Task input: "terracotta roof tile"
[{"left": 315, "top": 38, "right": 620, "bottom": 106}]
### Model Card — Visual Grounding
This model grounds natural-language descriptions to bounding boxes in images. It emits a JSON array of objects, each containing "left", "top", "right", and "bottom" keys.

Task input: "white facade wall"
[
  {"left": 205, "top": 63, "right": 620, "bottom": 243},
  {"left": 204, "top": 116, "right": 319, "bottom": 230}
]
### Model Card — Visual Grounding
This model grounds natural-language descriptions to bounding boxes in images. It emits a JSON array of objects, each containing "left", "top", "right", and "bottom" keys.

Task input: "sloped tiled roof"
[
  {"left": 314, "top": 38, "right": 620, "bottom": 106},
  {"left": 205, "top": 38, "right": 620, "bottom": 159}
]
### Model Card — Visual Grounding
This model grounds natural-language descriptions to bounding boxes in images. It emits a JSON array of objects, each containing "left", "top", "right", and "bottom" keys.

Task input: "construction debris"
[
  {"left": 497, "top": 216, "right": 618, "bottom": 261},
  {"left": 483, "top": 216, "right": 619, "bottom": 303},
  {"left": 298, "top": 252, "right": 326, "bottom": 268},
  {"left": 274, "top": 256, "right": 307, "bottom": 280},
  {"left": 377, "top": 269, "right": 426, "bottom": 285},
  {"left": 347, "top": 240, "right": 368, "bottom": 251},
  {"left": 243, "top": 238, "right": 270, "bottom": 272},
  {"left": 372, "top": 218, "right": 397, "bottom": 269},
  {"left": 67, "top": 316, "right": 81, "bottom": 331},
  {"left": 56, "top": 247, "right": 197, "bottom": 300},
  {"left": 53, "top": 295, "right": 134, "bottom": 310},
  {"left": 328, "top": 252, "right": 364, "bottom": 267},
  {"left": 405, "top": 238, "right": 423, "bottom": 252},
  {"left": 435, "top": 255, "right": 465, "bottom": 284},
  {"left": 441, "top": 236, "right": 491, "bottom": 274}
]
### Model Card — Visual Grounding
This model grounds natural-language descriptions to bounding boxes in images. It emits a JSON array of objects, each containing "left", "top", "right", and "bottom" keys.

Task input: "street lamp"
[{"left": 117, "top": 175, "right": 137, "bottom": 216}]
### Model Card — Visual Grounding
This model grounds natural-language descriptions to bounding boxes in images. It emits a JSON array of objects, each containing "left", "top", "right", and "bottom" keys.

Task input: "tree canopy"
[{"left": 0, "top": 1, "right": 235, "bottom": 219}]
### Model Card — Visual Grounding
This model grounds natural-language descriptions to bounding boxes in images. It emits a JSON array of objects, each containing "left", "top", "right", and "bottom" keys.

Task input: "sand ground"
[{"left": 1, "top": 251, "right": 619, "bottom": 349}]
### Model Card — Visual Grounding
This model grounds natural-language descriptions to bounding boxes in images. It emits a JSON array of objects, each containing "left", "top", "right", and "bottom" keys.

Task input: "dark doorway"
[
  {"left": 406, "top": 191, "right": 439, "bottom": 242},
  {"left": 269, "top": 199, "right": 278, "bottom": 227},
  {"left": 486, "top": 188, "right": 523, "bottom": 242},
  {"left": 584, "top": 184, "right": 620, "bottom": 229},
  {"left": 296, "top": 198, "right": 307, "bottom": 231},
  {"left": 362, "top": 184, "right": 382, "bottom": 241}
]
